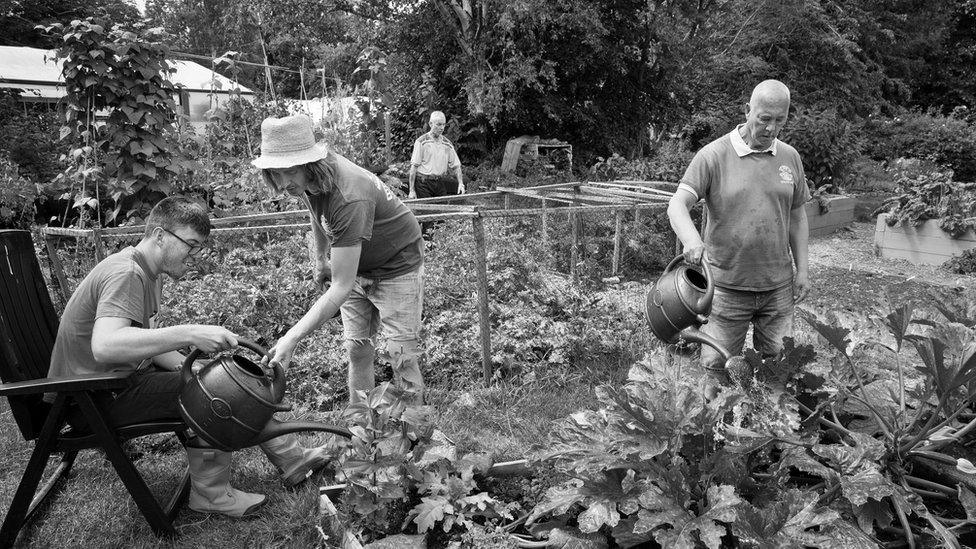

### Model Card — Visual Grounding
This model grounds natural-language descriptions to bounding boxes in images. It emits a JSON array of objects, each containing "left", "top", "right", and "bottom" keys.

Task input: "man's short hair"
[
  {"left": 143, "top": 196, "right": 211, "bottom": 238},
  {"left": 429, "top": 111, "right": 446, "bottom": 124}
]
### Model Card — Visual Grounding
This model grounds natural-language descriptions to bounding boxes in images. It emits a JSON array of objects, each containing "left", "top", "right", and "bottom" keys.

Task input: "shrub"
[
  {"left": 0, "top": 90, "right": 63, "bottom": 185},
  {"left": 944, "top": 248, "right": 976, "bottom": 275},
  {"left": 863, "top": 108, "right": 976, "bottom": 182},
  {"left": 0, "top": 156, "right": 39, "bottom": 229},
  {"left": 587, "top": 140, "right": 694, "bottom": 183},
  {"left": 780, "top": 107, "right": 862, "bottom": 191}
]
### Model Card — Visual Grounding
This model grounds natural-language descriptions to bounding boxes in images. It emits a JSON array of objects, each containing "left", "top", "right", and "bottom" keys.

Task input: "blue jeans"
[
  {"left": 699, "top": 283, "right": 795, "bottom": 369},
  {"left": 340, "top": 265, "right": 424, "bottom": 403}
]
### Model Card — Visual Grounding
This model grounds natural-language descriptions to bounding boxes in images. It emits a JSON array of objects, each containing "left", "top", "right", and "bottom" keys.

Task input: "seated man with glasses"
[{"left": 46, "top": 196, "right": 334, "bottom": 518}]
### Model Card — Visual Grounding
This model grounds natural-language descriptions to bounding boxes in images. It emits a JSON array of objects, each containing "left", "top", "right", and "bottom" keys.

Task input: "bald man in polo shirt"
[
  {"left": 667, "top": 79, "right": 810, "bottom": 382},
  {"left": 408, "top": 111, "right": 465, "bottom": 199}
]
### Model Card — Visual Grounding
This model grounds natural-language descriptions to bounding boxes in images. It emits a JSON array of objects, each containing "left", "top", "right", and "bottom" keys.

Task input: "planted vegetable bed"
[
  {"left": 874, "top": 213, "right": 976, "bottom": 265},
  {"left": 806, "top": 195, "right": 856, "bottom": 237}
]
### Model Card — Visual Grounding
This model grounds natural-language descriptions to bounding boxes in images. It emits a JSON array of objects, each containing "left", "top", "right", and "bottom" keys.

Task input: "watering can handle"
[
  {"left": 181, "top": 338, "right": 274, "bottom": 386},
  {"left": 664, "top": 254, "right": 716, "bottom": 313}
]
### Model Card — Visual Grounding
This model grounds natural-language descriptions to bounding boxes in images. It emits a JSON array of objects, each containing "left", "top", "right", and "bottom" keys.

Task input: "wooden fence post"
[
  {"left": 570, "top": 185, "right": 581, "bottom": 283},
  {"left": 43, "top": 234, "right": 70, "bottom": 310},
  {"left": 570, "top": 209, "right": 579, "bottom": 284},
  {"left": 91, "top": 227, "right": 106, "bottom": 262},
  {"left": 612, "top": 209, "right": 624, "bottom": 276},
  {"left": 471, "top": 213, "right": 493, "bottom": 384},
  {"left": 540, "top": 198, "right": 548, "bottom": 249}
]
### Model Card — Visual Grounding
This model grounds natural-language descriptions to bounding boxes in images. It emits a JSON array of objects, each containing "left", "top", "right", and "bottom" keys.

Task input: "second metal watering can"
[
  {"left": 645, "top": 255, "right": 732, "bottom": 362},
  {"left": 179, "top": 339, "right": 351, "bottom": 451}
]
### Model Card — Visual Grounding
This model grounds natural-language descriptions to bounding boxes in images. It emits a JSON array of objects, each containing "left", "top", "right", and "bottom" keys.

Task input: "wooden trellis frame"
[{"left": 40, "top": 180, "right": 675, "bottom": 383}]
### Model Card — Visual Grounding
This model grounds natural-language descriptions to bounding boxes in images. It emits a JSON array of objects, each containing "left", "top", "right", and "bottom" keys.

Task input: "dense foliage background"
[{"left": 2, "top": 0, "right": 976, "bottom": 230}]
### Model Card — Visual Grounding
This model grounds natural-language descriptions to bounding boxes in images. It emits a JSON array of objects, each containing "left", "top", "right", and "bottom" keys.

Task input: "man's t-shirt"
[
  {"left": 307, "top": 151, "right": 423, "bottom": 279},
  {"left": 410, "top": 132, "right": 460, "bottom": 177},
  {"left": 678, "top": 127, "right": 810, "bottom": 291},
  {"left": 48, "top": 247, "right": 158, "bottom": 378}
]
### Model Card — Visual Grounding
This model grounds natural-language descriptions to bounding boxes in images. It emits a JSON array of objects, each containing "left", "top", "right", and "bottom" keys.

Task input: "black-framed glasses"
[{"left": 161, "top": 227, "right": 205, "bottom": 256}]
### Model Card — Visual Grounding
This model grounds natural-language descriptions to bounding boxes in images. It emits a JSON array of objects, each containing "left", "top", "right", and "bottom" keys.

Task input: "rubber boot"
[
  {"left": 187, "top": 447, "right": 266, "bottom": 517},
  {"left": 260, "top": 433, "right": 333, "bottom": 488}
]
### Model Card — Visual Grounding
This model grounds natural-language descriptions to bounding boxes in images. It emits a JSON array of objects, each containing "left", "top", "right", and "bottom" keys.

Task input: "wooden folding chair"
[{"left": 0, "top": 230, "right": 191, "bottom": 547}]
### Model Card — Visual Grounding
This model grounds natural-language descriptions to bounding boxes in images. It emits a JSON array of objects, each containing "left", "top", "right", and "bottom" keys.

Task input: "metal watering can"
[
  {"left": 179, "top": 339, "right": 351, "bottom": 452},
  {"left": 645, "top": 255, "right": 732, "bottom": 362}
]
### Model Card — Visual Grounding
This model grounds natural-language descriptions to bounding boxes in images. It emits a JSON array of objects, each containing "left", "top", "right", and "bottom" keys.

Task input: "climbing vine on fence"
[{"left": 44, "top": 18, "right": 189, "bottom": 223}]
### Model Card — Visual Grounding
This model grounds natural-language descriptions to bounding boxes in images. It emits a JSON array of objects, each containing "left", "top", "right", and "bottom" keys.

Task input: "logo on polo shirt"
[{"left": 779, "top": 165, "right": 795, "bottom": 186}]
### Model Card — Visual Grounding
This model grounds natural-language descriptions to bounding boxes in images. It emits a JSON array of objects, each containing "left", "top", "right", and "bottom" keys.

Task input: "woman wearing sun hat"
[{"left": 252, "top": 114, "right": 425, "bottom": 404}]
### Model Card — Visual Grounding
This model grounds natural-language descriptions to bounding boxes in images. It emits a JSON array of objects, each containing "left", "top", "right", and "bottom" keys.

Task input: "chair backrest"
[{"left": 0, "top": 230, "right": 60, "bottom": 439}]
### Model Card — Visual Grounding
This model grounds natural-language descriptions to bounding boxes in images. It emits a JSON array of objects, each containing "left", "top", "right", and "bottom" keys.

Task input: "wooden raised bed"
[
  {"left": 874, "top": 213, "right": 976, "bottom": 265},
  {"left": 805, "top": 195, "right": 856, "bottom": 237}
]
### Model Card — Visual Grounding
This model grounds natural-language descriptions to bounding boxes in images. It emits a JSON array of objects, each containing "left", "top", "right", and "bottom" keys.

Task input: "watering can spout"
[
  {"left": 679, "top": 327, "right": 732, "bottom": 362},
  {"left": 250, "top": 418, "right": 354, "bottom": 446}
]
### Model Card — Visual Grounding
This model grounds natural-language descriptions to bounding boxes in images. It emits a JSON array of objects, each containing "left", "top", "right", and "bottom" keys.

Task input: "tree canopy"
[{"left": 7, "top": 0, "right": 975, "bottom": 164}]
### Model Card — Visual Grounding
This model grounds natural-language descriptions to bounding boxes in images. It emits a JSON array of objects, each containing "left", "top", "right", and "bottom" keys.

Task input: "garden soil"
[{"left": 806, "top": 220, "right": 974, "bottom": 315}]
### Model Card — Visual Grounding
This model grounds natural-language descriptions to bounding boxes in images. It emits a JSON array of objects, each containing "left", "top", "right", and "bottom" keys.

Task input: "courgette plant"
[{"left": 794, "top": 297, "right": 976, "bottom": 548}]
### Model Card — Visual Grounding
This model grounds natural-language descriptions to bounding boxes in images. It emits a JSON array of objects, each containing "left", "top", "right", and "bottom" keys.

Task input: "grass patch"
[{"left": 0, "top": 357, "right": 631, "bottom": 547}]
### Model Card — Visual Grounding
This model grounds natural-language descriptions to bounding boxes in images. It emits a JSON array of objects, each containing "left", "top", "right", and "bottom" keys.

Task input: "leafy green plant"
[
  {"left": 944, "top": 248, "right": 976, "bottom": 275},
  {"left": 44, "top": 18, "right": 190, "bottom": 223},
  {"left": 339, "top": 383, "right": 431, "bottom": 541},
  {"left": 409, "top": 453, "right": 514, "bottom": 535},
  {"left": 338, "top": 383, "right": 513, "bottom": 542},
  {"left": 526, "top": 350, "right": 866, "bottom": 548},
  {"left": 587, "top": 142, "right": 695, "bottom": 183},
  {"left": 794, "top": 303, "right": 976, "bottom": 547},
  {"left": 0, "top": 156, "right": 39, "bottom": 229},
  {"left": 781, "top": 107, "right": 862, "bottom": 190},
  {"left": 0, "top": 90, "right": 63, "bottom": 186},
  {"left": 878, "top": 160, "right": 976, "bottom": 237},
  {"left": 864, "top": 109, "right": 976, "bottom": 182},
  {"left": 174, "top": 94, "right": 292, "bottom": 215}
]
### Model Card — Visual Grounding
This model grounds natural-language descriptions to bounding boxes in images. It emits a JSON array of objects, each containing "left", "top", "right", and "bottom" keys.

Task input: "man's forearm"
[
  {"left": 667, "top": 201, "right": 704, "bottom": 250},
  {"left": 408, "top": 165, "right": 417, "bottom": 193},
  {"left": 789, "top": 209, "right": 809, "bottom": 274},
  {"left": 93, "top": 325, "right": 195, "bottom": 365}
]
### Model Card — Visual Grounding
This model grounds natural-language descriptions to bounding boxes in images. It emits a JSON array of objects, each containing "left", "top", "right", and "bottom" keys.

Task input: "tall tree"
[
  {"left": 145, "top": 0, "right": 361, "bottom": 97},
  {"left": 1, "top": 0, "right": 140, "bottom": 48}
]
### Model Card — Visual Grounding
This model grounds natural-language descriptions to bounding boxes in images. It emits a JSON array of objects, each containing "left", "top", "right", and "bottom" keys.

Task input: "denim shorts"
[
  {"left": 699, "top": 283, "right": 795, "bottom": 368},
  {"left": 340, "top": 265, "right": 424, "bottom": 344}
]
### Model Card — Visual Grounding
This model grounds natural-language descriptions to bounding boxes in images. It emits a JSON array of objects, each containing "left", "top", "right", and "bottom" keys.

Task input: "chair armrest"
[{"left": 0, "top": 371, "right": 132, "bottom": 397}]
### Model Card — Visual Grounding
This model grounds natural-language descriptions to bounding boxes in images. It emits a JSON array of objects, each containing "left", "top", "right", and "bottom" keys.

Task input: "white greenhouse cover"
[{"left": 0, "top": 46, "right": 253, "bottom": 99}]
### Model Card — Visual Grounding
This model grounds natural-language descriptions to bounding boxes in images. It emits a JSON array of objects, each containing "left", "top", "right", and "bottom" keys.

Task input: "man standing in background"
[{"left": 408, "top": 111, "right": 465, "bottom": 199}]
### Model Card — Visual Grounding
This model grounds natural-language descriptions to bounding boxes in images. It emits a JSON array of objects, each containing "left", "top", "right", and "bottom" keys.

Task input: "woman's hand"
[
  {"left": 314, "top": 258, "right": 332, "bottom": 290},
  {"left": 263, "top": 334, "right": 300, "bottom": 371}
]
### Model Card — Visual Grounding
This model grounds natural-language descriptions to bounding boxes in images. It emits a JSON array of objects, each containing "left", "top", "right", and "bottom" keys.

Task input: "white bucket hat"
[{"left": 251, "top": 114, "right": 328, "bottom": 170}]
